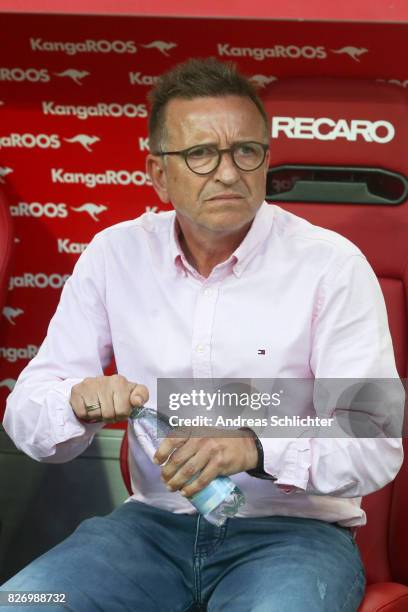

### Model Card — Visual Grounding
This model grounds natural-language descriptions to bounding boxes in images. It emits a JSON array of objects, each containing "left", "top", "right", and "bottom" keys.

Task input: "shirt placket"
[{"left": 191, "top": 284, "right": 219, "bottom": 378}]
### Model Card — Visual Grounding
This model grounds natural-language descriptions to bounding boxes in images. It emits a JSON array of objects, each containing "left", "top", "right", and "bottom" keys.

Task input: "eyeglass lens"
[{"left": 186, "top": 143, "right": 266, "bottom": 174}]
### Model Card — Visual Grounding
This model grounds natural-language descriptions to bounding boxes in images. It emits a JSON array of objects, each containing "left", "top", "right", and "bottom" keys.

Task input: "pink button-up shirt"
[{"left": 4, "top": 202, "right": 403, "bottom": 527}]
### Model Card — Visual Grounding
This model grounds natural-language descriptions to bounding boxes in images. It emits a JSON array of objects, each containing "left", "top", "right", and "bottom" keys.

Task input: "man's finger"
[
  {"left": 130, "top": 383, "right": 149, "bottom": 407},
  {"left": 162, "top": 446, "right": 210, "bottom": 492},
  {"left": 153, "top": 428, "right": 191, "bottom": 465},
  {"left": 106, "top": 376, "right": 141, "bottom": 420},
  {"left": 97, "top": 386, "right": 116, "bottom": 421},
  {"left": 70, "top": 377, "right": 103, "bottom": 421},
  {"left": 111, "top": 390, "right": 132, "bottom": 420},
  {"left": 80, "top": 395, "right": 103, "bottom": 422},
  {"left": 180, "top": 460, "right": 220, "bottom": 498}
]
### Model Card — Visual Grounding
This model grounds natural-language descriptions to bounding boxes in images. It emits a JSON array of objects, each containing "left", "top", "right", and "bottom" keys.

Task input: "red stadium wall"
[
  {"left": 1, "top": 0, "right": 408, "bottom": 21},
  {"left": 0, "top": 10, "right": 407, "bottom": 422}
]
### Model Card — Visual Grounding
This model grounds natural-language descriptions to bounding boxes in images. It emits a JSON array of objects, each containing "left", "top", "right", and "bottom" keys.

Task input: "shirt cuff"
[
  {"left": 45, "top": 378, "right": 104, "bottom": 442},
  {"left": 261, "top": 437, "right": 312, "bottom": 492}
]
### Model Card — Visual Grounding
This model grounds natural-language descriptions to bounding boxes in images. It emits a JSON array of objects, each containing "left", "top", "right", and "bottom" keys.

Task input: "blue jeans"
[{"left": 0, "top": 500, "right": 365, "bottom": 611}]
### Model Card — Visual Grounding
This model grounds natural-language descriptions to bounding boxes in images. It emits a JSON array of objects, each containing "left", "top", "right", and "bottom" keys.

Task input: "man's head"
[
  {"left": 146, "top": 57, "right": 270, "bottom": 238},
  {"left": 148, "top": 57, "right": 269, "bottom": 152}
]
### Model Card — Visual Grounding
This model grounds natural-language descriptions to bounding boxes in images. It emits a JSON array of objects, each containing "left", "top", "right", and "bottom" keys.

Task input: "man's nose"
[{"left": 213, "top": 150, "right": 241, "bottom": 184}]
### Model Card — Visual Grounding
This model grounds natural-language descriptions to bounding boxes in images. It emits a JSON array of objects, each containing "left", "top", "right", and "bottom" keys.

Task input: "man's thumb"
[{"left": 129, "top": 384, "right": 147, "bottom": 407}]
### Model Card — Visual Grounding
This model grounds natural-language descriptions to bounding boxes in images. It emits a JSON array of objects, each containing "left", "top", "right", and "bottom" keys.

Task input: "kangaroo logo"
[
  {"left": 331, "top": 47, "right": 368, "bottom": 62},
  {"left": 0, "top": 166, "right": 13, "bottom": 183},
  {"left": 54, "top": 69, "right": 90, "bottom": 85},
  {"left": 2, "top": 307, "right": 24, "bottom": 325},
  {"left": 0, "top": 378, "right": 16, "bottom": 392},
  {"left": 64, "top": 135, "right": 100, "bottom": 152},
  {"left": 141, "top": 41, "right": 177, "bottom": 56},
  {"left": 71, "top": 203, "right": 108, "bottom": 221},
  {"left": 249, "top": 75, "right": 278, "bottom": 88}
]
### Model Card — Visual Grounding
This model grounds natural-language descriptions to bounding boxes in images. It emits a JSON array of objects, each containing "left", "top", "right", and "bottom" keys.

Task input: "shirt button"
[
  {"left": 203, "top": 288, "right": 213, "bottom": 296},
  {"left": 196, "top": 344, "right": 205, "bottom": 353}
]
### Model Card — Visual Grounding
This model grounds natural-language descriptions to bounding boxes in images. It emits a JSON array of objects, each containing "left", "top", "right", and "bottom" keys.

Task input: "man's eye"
[
  {"left": 187, "top": 147, "right": 215, "bottom": 159},
  {"left": 237, "top": 143, "right": 258, "bottom": 156}
]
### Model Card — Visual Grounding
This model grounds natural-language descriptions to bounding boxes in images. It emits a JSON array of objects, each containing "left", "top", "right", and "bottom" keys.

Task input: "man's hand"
[
  {"left": 154, "top": 427, "right": 258, "bottom": 498},
  {"left": 70, "top": 375, "right": 149, "bottom": 424}
]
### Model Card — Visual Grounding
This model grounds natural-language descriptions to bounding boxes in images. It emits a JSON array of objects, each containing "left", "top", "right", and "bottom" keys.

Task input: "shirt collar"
[
  {"left": 169, "top": 201, "right": 274, "bottom": 278},
  {"left": 232, "top": 201, "right": 274, "bottom": 276}
]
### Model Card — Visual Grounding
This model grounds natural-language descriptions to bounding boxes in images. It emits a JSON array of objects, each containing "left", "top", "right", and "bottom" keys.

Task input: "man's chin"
[
  {"left": 199, "top": 212, "right": 254, "bottom": 234},
  {"left": 176, "top": 204, "right": 258, "bottom": 235}
]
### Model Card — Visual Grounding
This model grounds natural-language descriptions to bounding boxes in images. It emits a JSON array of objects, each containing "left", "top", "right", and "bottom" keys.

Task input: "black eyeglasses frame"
[{"left": 152, "top": 142, "right": 269, "bottom": 175}]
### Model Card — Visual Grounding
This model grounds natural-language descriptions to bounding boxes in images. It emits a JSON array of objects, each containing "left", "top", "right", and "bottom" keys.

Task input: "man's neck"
[{"left": 176, "top": 217, "right": 252, "bottom": 278}]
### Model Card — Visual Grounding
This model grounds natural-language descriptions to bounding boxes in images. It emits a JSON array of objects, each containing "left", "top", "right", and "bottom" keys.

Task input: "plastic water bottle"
[{"left": 131, "top": 406, "right": 245, "bottom": 526}]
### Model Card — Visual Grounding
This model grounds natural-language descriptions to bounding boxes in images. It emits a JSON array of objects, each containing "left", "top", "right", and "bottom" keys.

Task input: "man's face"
[{"left": 147, "top": 95, "right": 270, "bottom": 236}]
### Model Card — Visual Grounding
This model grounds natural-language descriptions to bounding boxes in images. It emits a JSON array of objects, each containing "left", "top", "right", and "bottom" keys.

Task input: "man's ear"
[
  {"left": 264, "top": 149, "right": 270, "bottom": 179},
  {"left": 146, "top": 154, "right": 170, "bottom": 204}
]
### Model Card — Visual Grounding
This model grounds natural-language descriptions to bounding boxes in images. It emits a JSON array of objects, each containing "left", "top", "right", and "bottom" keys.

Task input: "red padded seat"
[{"left": 262, "top": 77, "right": 408, "bottom": 610}]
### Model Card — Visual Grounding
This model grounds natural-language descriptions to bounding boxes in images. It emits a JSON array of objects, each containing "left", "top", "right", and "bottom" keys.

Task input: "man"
[{"left": 1, "top": 58, "right": 403, "bottom": 611}]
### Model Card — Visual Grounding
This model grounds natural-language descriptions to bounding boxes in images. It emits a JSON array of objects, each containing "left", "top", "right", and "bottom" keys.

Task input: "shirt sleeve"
[
  {"left": 259, "top": 253, "right": 404, "bottom": 497},
  {"left": 2, "top": 236, "right": 113, "bottom": 463}
]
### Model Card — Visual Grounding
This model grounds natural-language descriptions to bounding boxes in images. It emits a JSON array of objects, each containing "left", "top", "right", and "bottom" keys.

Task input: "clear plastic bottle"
[{"left": 130, "top": 406, "right": 245, "bottom": 526}]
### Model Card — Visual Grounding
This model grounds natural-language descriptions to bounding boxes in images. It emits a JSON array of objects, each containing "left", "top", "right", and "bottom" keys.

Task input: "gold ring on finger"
[{"left": 85, "top": 403, "right": 101, "bottom": 413}]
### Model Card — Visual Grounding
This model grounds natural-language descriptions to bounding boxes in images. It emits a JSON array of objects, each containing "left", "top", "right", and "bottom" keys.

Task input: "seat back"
[{"left": 262, "top": 78, "right": 408, "bottom": 585}]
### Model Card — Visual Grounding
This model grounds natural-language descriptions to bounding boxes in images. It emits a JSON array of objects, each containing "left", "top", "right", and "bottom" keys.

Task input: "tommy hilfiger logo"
[{"left": 257, "top": 349, "right": 266, "bottom": 355}]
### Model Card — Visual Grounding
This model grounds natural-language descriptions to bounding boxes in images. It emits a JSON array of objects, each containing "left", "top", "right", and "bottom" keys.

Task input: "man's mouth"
[{"left": 207, "top": 193, "right": 244, "bottom": 201}]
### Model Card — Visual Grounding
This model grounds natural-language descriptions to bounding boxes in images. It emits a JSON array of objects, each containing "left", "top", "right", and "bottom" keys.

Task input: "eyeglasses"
[{"left": 153, "top": 142, "right": 269, "bottom": 175}]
